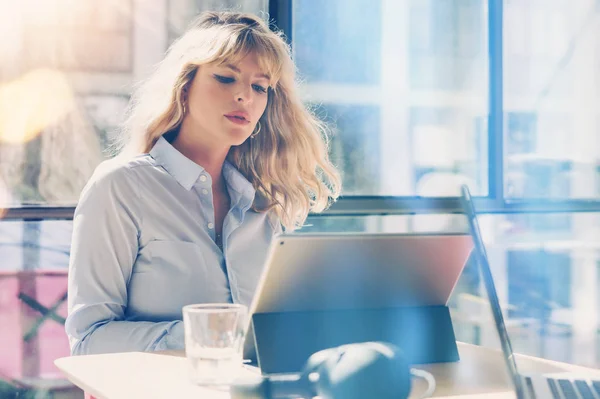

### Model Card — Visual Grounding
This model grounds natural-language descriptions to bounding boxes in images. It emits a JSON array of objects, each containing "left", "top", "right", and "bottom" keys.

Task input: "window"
[
  {"left": 315, "top": 104, "right": 381, "bottom": 195},
  {"left": 21, "top": 0, "right": 133, "bottom": 72},
  {"left": 293, "top": 0, "right": 381, "bottom": 85},
  {"left": 504, "top": 0, "right": 600, "bottom": 199},
  {"left": 0, "top": 0, "right": 267, "bottom": 208},
  {"left": 293, "top": 0, "right": 489, "bottom": 197},
  {"left": 470, "top": 212, "right": 600, "bottom": 365},
  {"left": 507, "top": 250, "right": 572, "bottom": 313},
  {"left": 409, "top": 0, "right": 485, "bottom": 91}
]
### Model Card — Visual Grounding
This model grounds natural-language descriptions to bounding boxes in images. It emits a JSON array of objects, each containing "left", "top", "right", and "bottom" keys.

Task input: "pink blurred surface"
[{"left": 0, "top": 271, "right": 69, "bottom": 380}]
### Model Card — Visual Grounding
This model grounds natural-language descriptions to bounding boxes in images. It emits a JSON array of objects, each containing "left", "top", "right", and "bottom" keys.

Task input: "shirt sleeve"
[{"left": 65, "top": 162, "right": 184, "bottom": 355}]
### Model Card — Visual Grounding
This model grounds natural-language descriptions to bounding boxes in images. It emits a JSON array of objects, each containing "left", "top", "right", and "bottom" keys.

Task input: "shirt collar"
[
  {"left": 149, "top": 137, "right": 257, "bottom": 210},
  {"left": 223, "top": 161, "right": 256, "bottom": 211},
  {"left": 150, "top": 136, "right": 204, "bottom": 191}
]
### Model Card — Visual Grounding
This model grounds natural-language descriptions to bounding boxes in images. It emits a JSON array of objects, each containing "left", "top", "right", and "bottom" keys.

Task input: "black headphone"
[{"left": 230, "top": 341, "right": 412, "bottom": 399}]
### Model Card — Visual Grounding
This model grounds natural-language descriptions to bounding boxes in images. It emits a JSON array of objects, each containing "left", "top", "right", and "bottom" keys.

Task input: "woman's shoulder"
[
  {"left": 76, "top": 157, "right": 152, "bottom": 218},
  {"left": 88, "top": 154, "right": 155, "bottom": 185},
  {"left": 80, "top": 156, "right": 154, "bottom": 202}
]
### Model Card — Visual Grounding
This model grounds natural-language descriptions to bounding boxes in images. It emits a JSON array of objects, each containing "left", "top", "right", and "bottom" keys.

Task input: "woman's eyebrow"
[{"left": 225, "top": 64, "right": 270, "bottom": 80}]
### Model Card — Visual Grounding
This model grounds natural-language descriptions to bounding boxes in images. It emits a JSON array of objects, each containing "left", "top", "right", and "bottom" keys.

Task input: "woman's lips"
[{"left": 225, "top": 115, "right": 251, "bottom": 125}]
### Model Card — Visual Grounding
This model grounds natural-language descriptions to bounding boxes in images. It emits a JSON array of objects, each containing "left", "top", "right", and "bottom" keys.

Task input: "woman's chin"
[{"left": 227, "top": 131, "right": 252, "bottom": 146}]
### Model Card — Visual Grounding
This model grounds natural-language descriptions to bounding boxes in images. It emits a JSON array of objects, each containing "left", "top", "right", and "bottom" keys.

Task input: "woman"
[{"left": 66, "top": 11, "right": 340, "bottom": 355}]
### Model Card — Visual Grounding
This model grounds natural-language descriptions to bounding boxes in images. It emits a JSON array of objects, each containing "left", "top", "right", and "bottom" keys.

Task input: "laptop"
[
  {"left": 460, "top": 185, "right": 600, "bottom": 399},
  {"left": 244, "top": 232, "right": 474, "bottom": 373}
]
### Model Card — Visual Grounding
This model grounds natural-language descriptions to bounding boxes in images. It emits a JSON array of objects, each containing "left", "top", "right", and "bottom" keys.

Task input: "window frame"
[{"left": 4, "top": 0, "right": 600, "bottom": 221}]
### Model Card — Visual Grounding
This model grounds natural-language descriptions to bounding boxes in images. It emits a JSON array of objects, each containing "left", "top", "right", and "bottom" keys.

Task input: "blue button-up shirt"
[{"left": 66, "top": 136, "right": 281, "bottom": 355}]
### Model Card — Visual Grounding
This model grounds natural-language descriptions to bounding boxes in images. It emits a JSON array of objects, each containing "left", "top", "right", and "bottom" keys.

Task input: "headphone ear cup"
[{"left": 314, "top": 342, "right": 412, "bottom": 399}]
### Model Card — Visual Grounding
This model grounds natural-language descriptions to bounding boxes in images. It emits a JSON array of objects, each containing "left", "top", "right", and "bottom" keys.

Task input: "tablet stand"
[{"left": 251, "top": 305, "right": 458, "bottom": 374}]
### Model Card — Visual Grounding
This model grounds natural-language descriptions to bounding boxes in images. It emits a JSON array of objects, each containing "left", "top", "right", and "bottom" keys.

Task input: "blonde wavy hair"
[{"left": 116, "top": 11, "right": 340, "bottom": 230}]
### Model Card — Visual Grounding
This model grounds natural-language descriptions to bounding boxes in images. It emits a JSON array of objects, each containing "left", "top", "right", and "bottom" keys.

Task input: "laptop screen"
[{"left": 460, "top": 185, "right": 525, "bottom": 397}]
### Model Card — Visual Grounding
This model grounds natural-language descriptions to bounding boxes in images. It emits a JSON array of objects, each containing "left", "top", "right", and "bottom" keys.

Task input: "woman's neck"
[{"left": 171, "top": 131, "right": 230, "bottom": 188}]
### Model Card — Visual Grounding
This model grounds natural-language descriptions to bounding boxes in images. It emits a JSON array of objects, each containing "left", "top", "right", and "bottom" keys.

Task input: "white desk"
[{"left": 55, "top": 342, "right": 600, "bottom": 399}]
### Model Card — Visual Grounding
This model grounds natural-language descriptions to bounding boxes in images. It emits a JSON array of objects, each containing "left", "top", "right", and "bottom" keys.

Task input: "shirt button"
[
  {"left": 207, "top": 222, "right": 214, "bottom": 229},
  {"left": 201, "top": 188, "right": 209, "bottom": 195},
  {"left": 199, "top": 175, "right": 207, "bottom": 182}
]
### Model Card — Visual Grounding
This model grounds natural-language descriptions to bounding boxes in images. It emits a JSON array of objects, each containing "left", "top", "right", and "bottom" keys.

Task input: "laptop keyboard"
[
  {"left": 557, "top": 379, "right": 581, "bottom": 399},
  {"left": 524, "top": 376, "right": 536, "bottom": 398},
  {"left": 574, "top": 380, "right": 596, "bottom": 399},
  {"left": 545, "top": 378, "right": 600, "bottom": 399},
  {"left": 547, "top": 378, "right": 561, "bottom": 398}
]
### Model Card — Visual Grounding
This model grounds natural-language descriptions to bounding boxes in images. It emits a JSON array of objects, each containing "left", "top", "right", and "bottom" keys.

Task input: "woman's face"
[{"left": 182, "top": 52, "right": 270, "bottom": 148}]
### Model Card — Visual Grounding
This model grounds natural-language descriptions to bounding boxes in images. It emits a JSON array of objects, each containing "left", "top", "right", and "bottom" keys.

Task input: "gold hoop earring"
[
  {"left": 250, "top": 121, "right": 261, "bottom": 138},
  {"left": 182, "top": 103, "right": 187, "bottom": 115}
]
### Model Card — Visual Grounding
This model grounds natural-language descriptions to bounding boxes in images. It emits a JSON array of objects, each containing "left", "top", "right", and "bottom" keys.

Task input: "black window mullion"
[
  {"left": 3, "top": 207, "right": 76, "bottom": 221},
  {"left": 6, "top": 198, "right": 600, "bottom": 221},
  {"left": 488, "top": 0, "right": 504, "bottom": 206},
  {"left": 268, "top": 0, "right": 293, "bottom": 45},
  {"left": 321, "top": 197, "right": 600, "bottom": 216}
]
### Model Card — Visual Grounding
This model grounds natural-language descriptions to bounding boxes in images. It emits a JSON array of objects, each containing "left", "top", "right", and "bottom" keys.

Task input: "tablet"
[{"left": 244, "top": 232, "right": 473, "bottom": 361}]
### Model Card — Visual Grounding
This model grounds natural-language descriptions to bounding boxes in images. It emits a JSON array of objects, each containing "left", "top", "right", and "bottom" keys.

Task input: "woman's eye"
[
  {"left": 214, "top": 74, "right": 234, "bottom": 84},
  {"left": 253, "top": 84, "right": 268, "bottom": 94},
  {"left": 214, "top": 74, "right": 267, "bottom": 94}
]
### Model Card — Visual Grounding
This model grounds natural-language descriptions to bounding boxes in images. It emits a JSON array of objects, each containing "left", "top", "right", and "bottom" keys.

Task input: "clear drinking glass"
[{"left": 182, "top": 303, "right": 248, "bottom": 386}]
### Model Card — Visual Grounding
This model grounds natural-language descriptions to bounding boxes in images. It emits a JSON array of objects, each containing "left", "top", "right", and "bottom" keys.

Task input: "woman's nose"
[{"left": 235, "top": 85, "right": 252, "bottom": 103}]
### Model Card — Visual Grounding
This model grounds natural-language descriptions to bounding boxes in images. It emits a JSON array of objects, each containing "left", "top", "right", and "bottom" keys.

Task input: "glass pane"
[
  {"left": 167, "top": 0, "right": 267, "bottom": 43},
  {"left": 0, "top": 0, "right": 267, "bottom": 208},
  {"left": 450, "top": 212, "right": 600, "bottom": 368},
  {"left": 303, "top": 213, "right": 469, "bottom": 234},
  {"left": 293, "top": 0, "right": 489, "bottom": 196},
  {"left": 0, "top": 220, "right": 73, "bottom": 389},
  {"left": 504, "top": 0, "right": 600, "bottom": 199}
]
